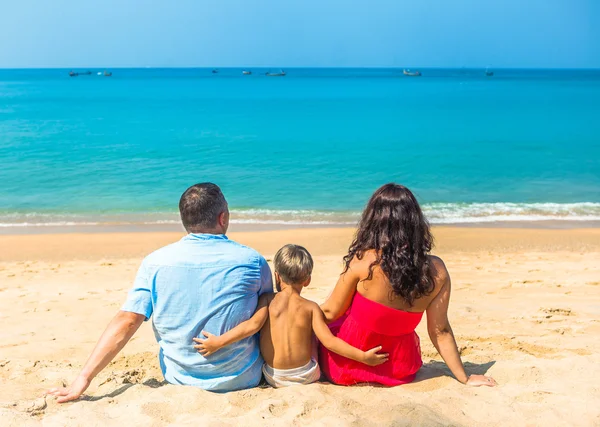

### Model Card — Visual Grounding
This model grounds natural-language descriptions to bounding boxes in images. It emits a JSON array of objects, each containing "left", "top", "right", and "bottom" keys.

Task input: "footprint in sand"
[
  {"left": 16, "top": 397, "right": 47, "bottom": 416},
  {"left": 268, "top": 401, "right": 290, "bottom": 417},
  {"left": 461, "top": 335, "right": 557, "bottom": 358},
  {"left": 541, "top": 308, "right": 573, "bottom": 316},
  {"left": 101, "top": 368, "right": 147, "bottom": 385}
]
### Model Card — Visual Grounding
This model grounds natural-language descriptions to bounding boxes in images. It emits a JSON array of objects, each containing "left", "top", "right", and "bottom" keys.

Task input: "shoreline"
[{"left": 2, "top": 202, "right": 600, "bottom": 235}]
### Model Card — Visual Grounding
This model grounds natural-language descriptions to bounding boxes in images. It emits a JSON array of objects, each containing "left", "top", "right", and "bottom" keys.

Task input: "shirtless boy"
[{"left": 193, "top": 244, "right": 388, "bottom": 387}]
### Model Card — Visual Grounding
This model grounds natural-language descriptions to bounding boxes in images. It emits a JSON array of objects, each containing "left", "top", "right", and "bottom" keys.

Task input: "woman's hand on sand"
[
  {"left": 362, "top": 346, "right": 389, "bottom": 366},
  {"left": 46, "top": 375, "right": 91, "bottom": 403},
  {"left": 193, "top": 330, "right": 224, "bottom": 357},
  {"left": 466, "top": 374, "right": 497, "bottom": 387}
]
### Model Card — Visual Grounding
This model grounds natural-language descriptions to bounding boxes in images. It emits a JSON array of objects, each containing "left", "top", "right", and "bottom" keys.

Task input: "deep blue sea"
[{"left": 1, "top": 68, "right": 599, "bottom": 229}]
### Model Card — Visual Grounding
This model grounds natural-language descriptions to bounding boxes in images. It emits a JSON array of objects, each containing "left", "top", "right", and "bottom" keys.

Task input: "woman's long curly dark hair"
[{"left": 344, "top": 183, "right": 434, "bottom": 306}]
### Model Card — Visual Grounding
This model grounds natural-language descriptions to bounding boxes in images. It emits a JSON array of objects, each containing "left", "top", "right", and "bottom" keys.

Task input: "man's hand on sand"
[
  {"left": 47, "top": 375, "right": 91, "bottom": 403},
  {"left": 466, "top": 374, "right": 497, "bottom": 387}
]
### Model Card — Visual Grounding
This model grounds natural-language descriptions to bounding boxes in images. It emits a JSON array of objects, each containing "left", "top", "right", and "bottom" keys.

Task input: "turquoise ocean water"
[{"left": 1, "top": 68, "right": 599, "bottom": 229}]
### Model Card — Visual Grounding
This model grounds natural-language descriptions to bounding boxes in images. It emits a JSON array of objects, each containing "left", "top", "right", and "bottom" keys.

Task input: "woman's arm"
[
  {"left": 312, "top": 304, "right": 388, "bottom": 366},
  {"left": 426, "top": 257, "right": 497, "bottom": 387},
  {"left": 320, "top": 257, "right": 363, "bottom": 322},
  {"left": 193, "top": 293, "right": 272, "bottom": 356}
]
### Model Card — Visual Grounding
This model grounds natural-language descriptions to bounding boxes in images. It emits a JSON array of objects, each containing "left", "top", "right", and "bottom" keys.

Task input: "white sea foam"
[
  {"left": 422, "top": 202, "right": 600, "bottom": 223},
  {"left": 1, "top": 203, "right": 599, "bottom": 228},
  {"left": 0, "top": 222, "right": 101, "bottom": 227}
]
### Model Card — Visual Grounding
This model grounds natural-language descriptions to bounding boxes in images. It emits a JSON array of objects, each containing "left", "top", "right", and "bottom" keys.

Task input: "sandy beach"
[{"left": 1, "top": 226, "right": 599, "bottom": 426}]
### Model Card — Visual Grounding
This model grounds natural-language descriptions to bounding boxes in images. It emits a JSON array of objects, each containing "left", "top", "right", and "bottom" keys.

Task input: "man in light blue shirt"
[{"left": 48, "top": 183, "right": 273, "bottom": 402}]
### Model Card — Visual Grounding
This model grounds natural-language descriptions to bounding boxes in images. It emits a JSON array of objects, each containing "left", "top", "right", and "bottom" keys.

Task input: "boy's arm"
[
  {"left": 311, "top": 304, "right": 388, "bottom": 366},
  {"left": 193, "top": 293, "right": 272, "bottom": 356}
]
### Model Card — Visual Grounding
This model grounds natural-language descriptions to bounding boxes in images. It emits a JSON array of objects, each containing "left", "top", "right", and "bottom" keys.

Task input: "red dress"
[{"left": 319, "top": 291, "right": 424, "bottom": 386}]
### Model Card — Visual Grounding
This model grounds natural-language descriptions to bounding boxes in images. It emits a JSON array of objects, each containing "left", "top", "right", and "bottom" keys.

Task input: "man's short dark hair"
[{"left": 179, "top": 183, "right": 228, "bottom": 232}]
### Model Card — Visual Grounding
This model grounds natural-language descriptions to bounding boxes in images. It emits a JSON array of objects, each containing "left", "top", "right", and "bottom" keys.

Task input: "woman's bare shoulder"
[
  {"left": 347, "top": 250, "right": 378, "bottom": 275},
  {"left": 428, "top": 255, "right": 450, "bottom": 291}
]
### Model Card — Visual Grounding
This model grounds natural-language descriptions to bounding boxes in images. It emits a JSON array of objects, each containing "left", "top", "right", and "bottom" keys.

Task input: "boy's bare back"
[{"left": 259, "top": 289, "right": 317, "bottom": 370}]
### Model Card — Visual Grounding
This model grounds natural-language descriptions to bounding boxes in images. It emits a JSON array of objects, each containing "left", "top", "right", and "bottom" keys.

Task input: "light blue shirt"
[{"left": 121, "top": 233, "right": 273, "bottom": 392}]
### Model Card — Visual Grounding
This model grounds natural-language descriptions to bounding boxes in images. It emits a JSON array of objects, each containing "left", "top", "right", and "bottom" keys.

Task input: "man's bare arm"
[{"left": 47, "top": 310, "right": 145, "bottom": 403}]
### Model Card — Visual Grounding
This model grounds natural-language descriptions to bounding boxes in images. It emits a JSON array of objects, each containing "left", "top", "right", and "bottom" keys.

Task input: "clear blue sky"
[{"left": 1, "top": 0, "right": 599, "bottom": 68}]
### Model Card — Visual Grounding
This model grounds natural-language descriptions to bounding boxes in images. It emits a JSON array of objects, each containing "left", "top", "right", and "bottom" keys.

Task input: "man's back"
[
  {"left": 122, "top": 233, "right": 273, "bottom": 391},
  {"left": 259, "top": 290, "right": 315, "bottom": 369}
]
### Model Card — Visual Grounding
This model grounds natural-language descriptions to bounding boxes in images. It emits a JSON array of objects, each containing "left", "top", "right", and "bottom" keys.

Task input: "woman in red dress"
[{"left": 319, "top": 183, "right": 497, "bottom": 387}]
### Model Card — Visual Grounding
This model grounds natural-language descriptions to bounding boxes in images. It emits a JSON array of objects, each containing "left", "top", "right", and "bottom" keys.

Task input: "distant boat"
[
  {"left": 103, "top": 70, "right": 112, "bottom": 77},
  {"left": 266, "top": 69, "right": 286, "bottom": 77},
  {"left": 69, "top": 70, "right": 92, "bottom": 77},
  {"left": 242, "top": 70, "right": 252, "bottom": 75},
  {"left": 403, "top": 69, "right": 421, "bottom": 77},
  {"left": 212, "top": 69, "right": 219, "bottom": 74},
  {"left": 485, "top": 67, "right": 494, "bottom": 77}
]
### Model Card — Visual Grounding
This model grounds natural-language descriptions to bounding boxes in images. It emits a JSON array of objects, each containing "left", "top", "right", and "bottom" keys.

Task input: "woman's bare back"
[{"left": 354, "top": 250, "right": 448, "bottom": 313}]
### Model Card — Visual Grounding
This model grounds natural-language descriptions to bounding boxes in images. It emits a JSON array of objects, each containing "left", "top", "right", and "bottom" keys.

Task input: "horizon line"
[{"left": 1, "top": 66, "right": 600, "bottom": 71}]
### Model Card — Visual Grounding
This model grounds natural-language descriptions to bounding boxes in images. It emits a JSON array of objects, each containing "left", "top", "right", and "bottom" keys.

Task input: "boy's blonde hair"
[{"left": 274, "top": 244, "right": 313, "bottom": 285}]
